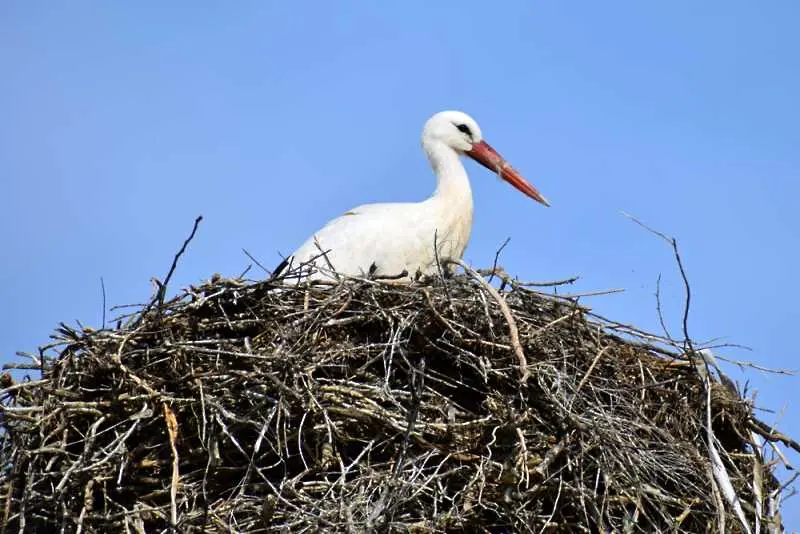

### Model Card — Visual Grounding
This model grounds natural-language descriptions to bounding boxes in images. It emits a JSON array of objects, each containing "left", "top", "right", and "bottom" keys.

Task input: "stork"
[{"left": 274, "top": 110, "right": 549, "bottom": 282}]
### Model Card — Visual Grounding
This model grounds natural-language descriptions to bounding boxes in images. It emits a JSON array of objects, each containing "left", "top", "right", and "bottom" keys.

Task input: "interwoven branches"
[{"left": 0, "top": 268, "right": 790, "bottom": 533}]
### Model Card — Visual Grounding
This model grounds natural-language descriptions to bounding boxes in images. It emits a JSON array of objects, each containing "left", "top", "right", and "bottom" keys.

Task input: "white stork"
[{"left": 274, "top": 110, "right": 549, "bottom": 282}]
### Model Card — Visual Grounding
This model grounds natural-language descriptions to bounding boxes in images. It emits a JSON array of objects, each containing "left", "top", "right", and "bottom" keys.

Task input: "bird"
[{"left": 273, "top": 110, "right": 549, "bottom": 282}]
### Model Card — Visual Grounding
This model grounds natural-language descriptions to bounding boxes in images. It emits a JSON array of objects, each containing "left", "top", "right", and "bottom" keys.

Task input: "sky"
[{"left": 1, "top": 1, "right": 798, "bottom": 528}]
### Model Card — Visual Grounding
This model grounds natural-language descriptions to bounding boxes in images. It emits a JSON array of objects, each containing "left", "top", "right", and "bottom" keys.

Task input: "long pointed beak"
[{"left": 466, "top": 140, "right": 550, "bottom": 207}]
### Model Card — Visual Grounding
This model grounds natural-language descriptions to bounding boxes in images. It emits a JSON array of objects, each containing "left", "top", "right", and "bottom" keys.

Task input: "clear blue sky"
[{"left": 2, "top": 1, "right": 798, "bottom": 527}]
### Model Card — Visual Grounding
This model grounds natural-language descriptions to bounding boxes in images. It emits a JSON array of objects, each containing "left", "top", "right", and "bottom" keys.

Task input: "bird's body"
[{"left": 276, "top": 111, "right": 548, "bottom": 282}]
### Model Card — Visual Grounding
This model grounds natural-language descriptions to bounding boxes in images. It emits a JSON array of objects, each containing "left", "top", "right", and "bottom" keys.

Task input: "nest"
[{"left": 0, "top": 262, "right": 793, "bottom": 533}]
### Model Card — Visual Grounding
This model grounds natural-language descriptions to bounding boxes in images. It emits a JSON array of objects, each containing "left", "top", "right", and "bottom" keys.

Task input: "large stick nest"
[{"left": 0, "top": 265, "right": 791, "bottom": 533}]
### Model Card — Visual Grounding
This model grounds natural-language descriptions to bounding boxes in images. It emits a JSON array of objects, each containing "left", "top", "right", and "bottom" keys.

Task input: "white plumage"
[{"left": 275, "top": 110, "right": 549, "bottom": 282}]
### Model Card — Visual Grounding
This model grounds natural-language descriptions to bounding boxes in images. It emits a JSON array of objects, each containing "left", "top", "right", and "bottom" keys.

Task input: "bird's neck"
[
  {"left": 424, "top": 141, "right": 474, "bottom": 262},
  {"left": 426, "top": 141, "right": 473, "bottom": 208}
]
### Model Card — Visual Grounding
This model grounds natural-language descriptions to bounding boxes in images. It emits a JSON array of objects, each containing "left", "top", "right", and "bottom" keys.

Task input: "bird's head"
[
  {"left": 422, "top": 110, "right": 550, "bottom": 207},
  {"left": 422, "top": 110, "right": 484, "bottom": 152}
]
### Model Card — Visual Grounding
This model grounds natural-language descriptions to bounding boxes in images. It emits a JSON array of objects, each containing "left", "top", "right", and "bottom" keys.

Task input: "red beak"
[{"left": 466, "top": 140, "right": 550, "bottom": 207}]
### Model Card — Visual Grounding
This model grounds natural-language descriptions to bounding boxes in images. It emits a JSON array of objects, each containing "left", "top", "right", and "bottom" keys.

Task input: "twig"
[
  {"left": 533, "top": 433, "right": 570, "bottom": 479},
  {"left": 514, "top": 276, "right": 579, "bottom": 287},
  {"left": 446, "top": 258, "right": 529, "bottom": 383},
  {"left": 158, "top": 216, "right": 203, "bottom": 309},
  {"left": 134, "top": 215, "right": 203, "bottom": 325},
  {"left": 712, "top": 355, "right": 798, "bottom": 376},
  {"left": 1, "top": 465, "right": 13, "bottom": 533},
  {"left": 707, "top": 377, "right": 752, "bottom": 534},
  {"left": 422, "top": 289, "right": 461, "bottom": 338},
  {"left": 621, "top": 212, "right": 696, "bottom": 359},
  {"left": 654, "top": 274, "right": 675, "bottom": 344},
  {"left": 242, "top": 248, "right": 271, "bottom": 275},
  {"left": 750, "top": 418, "right": 800, "bottom": 454},
  {"left": 475, "top": 267, "right": 578, "bottom": 288},
  {"left": 574, "top": 346, "right": 610, "bottom": 395},
  {"left": 163, "top": 403, "right": 180, "bottom": 528},
  {"left": 553, "top": 288, "right": 625, "bottom": 299},
  {"left": 488, "top": 237, "right": 510, "bottom": 285},
  {"left": 100, "top": 277, "right": 107, "bottom": 330}
]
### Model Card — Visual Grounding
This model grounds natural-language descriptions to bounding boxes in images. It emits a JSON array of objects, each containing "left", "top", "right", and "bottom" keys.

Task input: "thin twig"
[
  {"left": 242, "top": 248, "right": 271, "bottom": 275},
  {"left": 100, "top": 277, "right": 107, "bottom": 330},
  {"left": 134, "top": 215, "right": 203, "bottom": 326},
  {"left": 158, "top": 215, "right": 203, "bottom": 309},
  {"left": 163, "top": 403, "right": 180, "bottom": 527},
  {"left": 488, "top": 237, "right": 510, "bottom": 285},
  {"left": 446, "top": 258, "right": 529, "bottom": 383},
  {"left": 750, "top": 418, "right": 800, "bottom": 454},
  {"left": 621, "top": 212, "right": 696, "bottom": 360},
  {"left": 574, "top": 346, "right": 610, "bottom": 395}
]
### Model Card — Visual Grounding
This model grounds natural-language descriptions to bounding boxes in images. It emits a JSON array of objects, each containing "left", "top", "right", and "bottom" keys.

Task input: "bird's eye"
[{"left": 455, "top": 124, "right": 472, "bottom": 137}]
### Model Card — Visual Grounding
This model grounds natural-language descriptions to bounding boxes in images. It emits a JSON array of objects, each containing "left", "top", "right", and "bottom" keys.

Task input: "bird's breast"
[{"left": 428, "top": 198, "right": 473, "bottom": 266}]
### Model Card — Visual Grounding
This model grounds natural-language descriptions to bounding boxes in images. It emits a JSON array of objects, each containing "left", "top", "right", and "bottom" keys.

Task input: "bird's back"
[{"left": 279, "top": 200, "right": 470, "bottom": 281}]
